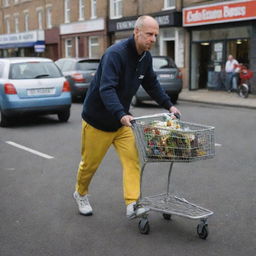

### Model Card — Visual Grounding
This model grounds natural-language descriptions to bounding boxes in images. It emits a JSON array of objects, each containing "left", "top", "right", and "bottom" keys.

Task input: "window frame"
[
  {"left": 3, "top": 0, "right": 10, "bottom": 8},
  {"left": 89, "top": 36, "right": 100, "bottom": 58},
  {"left": 65, "top": 39, "right": 73, "bottom": 57},
  {"left": 36, "top": 7, "right": 43, "bottom": 30},
  {"left": 4, "top": 15, "right": 10, "bottom": 34},
  {"left": 110, "top": 0, "right": 122, "bottom": 19},
  {"left": 14, "top": 13, "right": 19, "bottom": 33},
  {"left": 64, "top": 0, "right": 71, "bottom": 23},
  {"left": 23, "top": 10, "right": 29, "bottom": 32},
  {"left": 91, "top": 0, "right": 97, "bottom": 19},
  {"left": 46, "top": 5, "right": 52, "bottom": 29},
  {"left": 163, "top": 0, "right": 176, "bottom": 10},
  {"left": 79, "top": 0, "right": 85, "bottom": 21}
]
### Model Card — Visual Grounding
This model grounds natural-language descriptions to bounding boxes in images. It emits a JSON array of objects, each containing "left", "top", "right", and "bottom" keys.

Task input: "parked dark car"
[
  {"left": 55, "top": 58, "right": 100, "bottom": 101},
  {"left": 0, "top": 57, "right": 72, "bottom": 127},
  {"left": 132, "top": 56, "right": 182, "bottom": 106}
]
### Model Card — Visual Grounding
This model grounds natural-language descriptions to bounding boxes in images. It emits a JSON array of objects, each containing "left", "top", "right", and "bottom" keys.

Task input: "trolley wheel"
[
  {"left": 197, "top": 223, "right": 208, "bottom": 240},
  {"left": 138, "top": 218, "right": 150, "bottom": 235},
  {"left": 162, "top": 213, "right": 172, "bottom": 220}
]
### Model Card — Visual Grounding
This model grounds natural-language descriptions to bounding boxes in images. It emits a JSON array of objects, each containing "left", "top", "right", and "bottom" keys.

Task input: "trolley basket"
[{"left": 131, "top": 113, "right": 215, "bottom": 238}]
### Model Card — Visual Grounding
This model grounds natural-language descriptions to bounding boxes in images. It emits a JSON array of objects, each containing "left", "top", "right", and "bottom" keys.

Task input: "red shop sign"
[{"left": 183, "top": 0, "right": 256, "bottom": 26}]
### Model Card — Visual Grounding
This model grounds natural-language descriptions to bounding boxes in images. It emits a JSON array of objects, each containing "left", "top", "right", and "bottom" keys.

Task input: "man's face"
[
  {"left": 134, "top": 20, "right": 159, "bottom": 52},
  {"left": 228, "top": 55, "right": 233, "bottom": 61}
]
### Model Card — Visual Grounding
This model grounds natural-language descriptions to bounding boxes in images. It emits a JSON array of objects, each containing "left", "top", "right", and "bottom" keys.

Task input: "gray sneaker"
[
  {"left": 73, "top": 191, "right": 93, "bottom": 216},
  {"left": 126, "top": 202, "right": 149, "bottom": 219}
]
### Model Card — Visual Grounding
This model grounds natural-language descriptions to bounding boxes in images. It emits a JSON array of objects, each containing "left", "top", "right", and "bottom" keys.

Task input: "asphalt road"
[{"left": 0, "top": 101, "right": 255, "bottom": 256}]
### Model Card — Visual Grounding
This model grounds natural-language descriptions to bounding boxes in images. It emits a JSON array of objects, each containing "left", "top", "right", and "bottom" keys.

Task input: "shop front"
[
  {"left": 0, "top": 30, "right": 45, "bottom": 58},
  {"left": 108, "top": 11, "right": 184, "bottom": 68},
  {"left": 183, "top": 0, "right": 256, "bottom": 93}
]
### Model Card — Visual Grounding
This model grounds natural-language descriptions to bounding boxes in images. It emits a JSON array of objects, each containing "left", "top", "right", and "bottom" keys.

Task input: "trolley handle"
[{"left": 132, "top": 112, "right": 180, "bottom": 122}]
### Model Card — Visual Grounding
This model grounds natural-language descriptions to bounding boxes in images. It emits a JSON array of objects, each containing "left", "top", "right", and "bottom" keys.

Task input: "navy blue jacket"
[{"left": 82, "top": 36, "right": 173, "bottom": 132}]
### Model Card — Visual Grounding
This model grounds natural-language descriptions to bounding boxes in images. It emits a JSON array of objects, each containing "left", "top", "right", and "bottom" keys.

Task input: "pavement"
[{"left": 179, "top": 89, "right": 256, "bottom": 109}]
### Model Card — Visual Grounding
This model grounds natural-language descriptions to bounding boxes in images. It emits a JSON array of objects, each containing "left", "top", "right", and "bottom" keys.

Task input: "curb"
[{"left": 178, "top": 98, "right": 256, "bottom": 110}]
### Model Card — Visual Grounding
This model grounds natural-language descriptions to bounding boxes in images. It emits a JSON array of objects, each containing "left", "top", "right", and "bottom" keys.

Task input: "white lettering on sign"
[
  {"left": 186, "top": 5, "right": 246, "bottom": 23},
  {"left": 223, "top": 6, "right": 246, "bottom": 17}
]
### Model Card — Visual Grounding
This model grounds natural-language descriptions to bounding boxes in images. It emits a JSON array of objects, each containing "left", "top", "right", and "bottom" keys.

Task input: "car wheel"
[
  {"left": 131, "top": 96, "right": 141, "bottom": 107},
  {"left": 0, "top": 111, "right": 10, "bottom": 127},
  {"left": 58, "top": 109, "right": 70, "bottom": 122},
  {"left": 170, "top": 94, "right": 179, "bottom": 104}
]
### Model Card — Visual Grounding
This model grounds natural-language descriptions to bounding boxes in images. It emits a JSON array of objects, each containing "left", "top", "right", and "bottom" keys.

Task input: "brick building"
[{"left": 0, "top": 0, "right": 109, "bottom": 60}]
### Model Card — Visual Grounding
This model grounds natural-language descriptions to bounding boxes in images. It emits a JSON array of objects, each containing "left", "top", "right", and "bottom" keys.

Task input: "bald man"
[{"left": 73, "top": 15, "right": 181, "bottom": 219}]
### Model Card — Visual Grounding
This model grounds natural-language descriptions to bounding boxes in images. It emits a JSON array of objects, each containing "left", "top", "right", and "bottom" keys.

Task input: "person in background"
[
  {"left": 225, "top": 54, "right": 238, "bottom": 92},
  {"left": 73, "top": 15, "right": 181, "bottom": 219}
]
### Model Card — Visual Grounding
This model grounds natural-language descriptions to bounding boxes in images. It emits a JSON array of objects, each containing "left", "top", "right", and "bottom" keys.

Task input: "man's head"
[
  {"left": 228, "top": 55, "right": 234, "bottom": 61},
  {"left": 133, "top": 16, "right": 159, "bottom": 55}
]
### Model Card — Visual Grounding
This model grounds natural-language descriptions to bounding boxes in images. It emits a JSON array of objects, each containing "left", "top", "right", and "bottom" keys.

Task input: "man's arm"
[
  {"left": 99, "top": 52, "right": 126, "bottom": 121},
  {"left": 141, "top": 55, "right": 181, "bottom": 115}
]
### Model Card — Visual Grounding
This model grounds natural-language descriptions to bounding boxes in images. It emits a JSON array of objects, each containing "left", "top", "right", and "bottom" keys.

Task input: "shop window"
[
  {"left": 14, "top": 14, "right": 19, "bottom": 33},
  {"left": 91, "top": 0, "right": 97, "bottom": 19},
  {"left": 227, "top": 39, "right": 249, "bottom": 65},
  {"left": 79, "top": 0, "right": 85, "bottom": 20},
  {"left": 65, "top": 39, "right": 73, "bottom": 57},
  {"left": 24, "top": 11, "right": 29, "bottom": 32},
  {"left": 46, "top": 6, "right": 52, "bottom": 29},
  {"left": 89, "top": 37, "right": 100, "bottom": 58},
  {"left": 192, "top": 26, "right": 251, "bottom": 42},
  {"left": 110, "top": 0, "right": 122, "bottom": 19},
  {"left": 64, "top": 0, "right": 71, "bottom": 23},
  {"left": 164, "top": 0, "right": 175, "bottom": 10}
]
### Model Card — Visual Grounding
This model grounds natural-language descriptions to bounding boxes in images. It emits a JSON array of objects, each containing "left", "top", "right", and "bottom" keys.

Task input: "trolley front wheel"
[
  {"left": 138, "top": 218, "right": 150, "bottom": 234},
  {"left": 197, "top": 223, "right": 208, "bottom": 239},
  {"left": 163, "top": 213, "right": 172, "bottom": 220}
]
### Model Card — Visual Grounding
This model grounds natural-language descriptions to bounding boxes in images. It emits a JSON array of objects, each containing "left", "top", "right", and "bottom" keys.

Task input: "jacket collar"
[{"left": 128, "top": 35, "right": 146, "bottom": 62}]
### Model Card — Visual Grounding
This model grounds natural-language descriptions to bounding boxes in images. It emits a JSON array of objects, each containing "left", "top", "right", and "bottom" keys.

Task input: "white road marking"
[
  {"left": 5, "top": 141, "right": 54, "bottom": 159},
  {"left": 215, "top": 143, "right": 222, "bottom": 147}
]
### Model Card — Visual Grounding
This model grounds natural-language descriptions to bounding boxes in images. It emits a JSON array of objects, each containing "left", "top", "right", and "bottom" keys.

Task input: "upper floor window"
[
  {"left": 110, "top": 0, "right": 122, "bottom": 19},
  {"left": 3, "top": 0, "right": 10, "bottom": 7},
  {"left": 64, "top": 0, "right": 71, "bottom": 23},
  {"left": 37, "top": 9, "right": 43, "bottom": 30},
  {"left": 24, "top": 11, "right": 29, "bottom": 31},
  {"left": 164, "top": 0, "right": 175, "bottom": 10},
  {"left": 14, "top": 0, "right": 19, "bottom": 4},
  {"left": 79, "top": 0, "right": 85, "bottom": 20},
  {"left": 14, "top": 14, "right": 19, "bottom": 33},
  {"left": 46, "top": 6, "right": 52, "bottom": 29},
  {"left": 4, "top": 16, "right": 10, "bottom": 33},
  {"left": 91, "top": 0, "right": 97, "bottom": 19}
]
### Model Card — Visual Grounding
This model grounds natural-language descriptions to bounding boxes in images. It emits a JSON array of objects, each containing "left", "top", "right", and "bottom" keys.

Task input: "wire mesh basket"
[{"left": 133, "top": 114, "right": 215, "bottom": 163}]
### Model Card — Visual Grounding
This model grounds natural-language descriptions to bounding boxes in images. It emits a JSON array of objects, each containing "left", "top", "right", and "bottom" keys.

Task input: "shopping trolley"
[{"left": 131, "top": 113, "right": 215, "bottom": 239}]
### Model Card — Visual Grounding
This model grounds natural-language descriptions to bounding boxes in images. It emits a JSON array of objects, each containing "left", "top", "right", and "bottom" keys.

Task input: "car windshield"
[
  {"left": 153, "top": 57, "right": 177, "bottom": 69},
  {"left": 9, "top": 62, "right": 62, "bottom": 79},
  {"left": 76, "top": 61, "right": 99, "bottom": 70}
]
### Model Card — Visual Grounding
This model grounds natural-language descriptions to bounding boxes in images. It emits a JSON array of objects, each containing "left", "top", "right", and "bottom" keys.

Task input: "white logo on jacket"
[{"left": 138, "top": 75, "right": 144, "bottom": 79}]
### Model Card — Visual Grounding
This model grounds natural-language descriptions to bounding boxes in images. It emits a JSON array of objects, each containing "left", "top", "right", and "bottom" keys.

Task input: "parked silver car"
[
  {"left": 0, "top": 57, "right": 72, "bottom": 127},
  {"left": 132, "top": 56, "right": 182, "bottom": 106},
  {"left": 55, "top": 58, "right": 100, "bottom": 101}
]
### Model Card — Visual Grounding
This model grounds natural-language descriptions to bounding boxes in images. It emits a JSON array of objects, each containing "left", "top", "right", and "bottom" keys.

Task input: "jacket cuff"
[
  {"left": 163, "top": 100, "right": 173, "bottom": 110},
  {"left": 116, "top": 110, "right": 127, "bottom": 121}
]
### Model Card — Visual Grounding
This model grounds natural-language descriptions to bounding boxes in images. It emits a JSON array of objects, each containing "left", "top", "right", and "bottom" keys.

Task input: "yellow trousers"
[{"left": 75, "top": 120, "right": 141, "bottom": 205}]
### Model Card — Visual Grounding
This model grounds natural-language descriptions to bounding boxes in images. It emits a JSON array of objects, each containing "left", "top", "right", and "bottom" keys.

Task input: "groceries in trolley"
[{"left": 138, "top": 114, "right": 214, "bottom": 161}]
